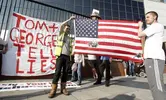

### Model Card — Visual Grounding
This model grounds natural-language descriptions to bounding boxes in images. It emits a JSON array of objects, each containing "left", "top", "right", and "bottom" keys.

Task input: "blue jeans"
[
  {"left": 71, "top": 62, "right": 82, "bottom": 83},
  {"left": 129, "top": 63, "right": 135, "bottom": 76}
]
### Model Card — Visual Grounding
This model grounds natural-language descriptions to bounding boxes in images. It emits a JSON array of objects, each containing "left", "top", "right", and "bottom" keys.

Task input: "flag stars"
[{"left": 76, "top": 19, "right": 98, "bottom": 38}]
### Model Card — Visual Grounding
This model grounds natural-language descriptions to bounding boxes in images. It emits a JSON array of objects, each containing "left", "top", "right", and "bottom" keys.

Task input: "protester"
[
  {"left": 138, "top": 11, "right": 166, "bottom": 100},
  {"left": 71, "top": 54, "right": 85, "bottom": 85},
  {"left": 48, "top": 16, "right": 75, "bottom": 98},
  {"left": 87, "top": 9, "right": 103, "bottom": 85},
  {"left": 122, "top": 60, "right": 128, "bottom": 77},
  {"left": 98, "top": 56, "right": 112, "bottom": 87},
  {"left": 0, "top": 44, "right": 8, "bottom": 76},
  {"left": 128, "top": 60, "right": 135, "bottom": 76},
  {"left": 87, "top": 54, "right": 102, "bottom": 85}
]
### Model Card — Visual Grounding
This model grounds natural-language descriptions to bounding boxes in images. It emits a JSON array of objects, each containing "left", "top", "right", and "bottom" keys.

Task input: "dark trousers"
[
  {"left": 98, "top": 60, "right": 110, "bottom": 81},
  {"left": 52, "top": 54, "right": 70, "bottom": 84},
  {"left": 88, "top": 60, "right": 102, "bottom": 81}
]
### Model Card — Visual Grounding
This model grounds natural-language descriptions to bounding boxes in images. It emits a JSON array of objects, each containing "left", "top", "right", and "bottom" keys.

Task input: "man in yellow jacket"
[{"left": 48, "top": 16, "right": 75, "bottom": 98}]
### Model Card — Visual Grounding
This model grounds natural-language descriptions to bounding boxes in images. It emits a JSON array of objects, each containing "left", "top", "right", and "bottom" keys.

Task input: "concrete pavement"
[{"left": 1, "top": 74, "right": 166, "bottom": 100}]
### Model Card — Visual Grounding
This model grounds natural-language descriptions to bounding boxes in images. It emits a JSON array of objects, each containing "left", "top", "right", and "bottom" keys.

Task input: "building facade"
[
  {"left": 32, "top": 0, "right": 145, "bottom": 20},
  {"left": 0, "top": 0, "right": 145, "bottom": 50}
]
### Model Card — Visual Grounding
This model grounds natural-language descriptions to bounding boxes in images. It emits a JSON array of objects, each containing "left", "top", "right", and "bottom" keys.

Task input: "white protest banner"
[
  {"left": 2, "top": 13, "right": 61, "bottom": 76},
  {"left": 0, "top": 81, "right": 80, "bottom": 92}
]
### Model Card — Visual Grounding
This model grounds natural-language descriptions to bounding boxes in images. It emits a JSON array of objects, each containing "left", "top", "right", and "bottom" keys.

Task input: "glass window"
[
  {"left": 120, "top": 11, "right": 126, "bottom": 19},
  {"left": 112, "top": 17, "right": 119, "bottom": 20},
  {"left": 132, "top": 1, "right": 138, "bottom": 7},
  {"left": 105, "top": 3, "right": 111, "bottom": 9},
  {"left": 112, "top": 4, "right": 118, "bottom": 11},
  {"left": 75, "top": 6, "right": 82, "bottom": 14},
  {"left": 133, "top": 7, "right": 138, "bottom": 13},
  {"left": 83, "top": 0, "right": 90, "bottom": 7},
  {"left": 125, "top": 0, "right": 131, "bottom": 6},
  {"left": 119, "top": 5, "right": 125, "bottom": 12},
  {"left": 138, "top": 2, "right": 144, "bottom": 8},
  {"left": 66, "top": 0, "right": 74, "bottom": 5},
  {"left": 139, "top": 14, "right": 145, "bottom": 20},
  {"left": 65, "top": 4, "right": 74, "bottom": 12},
  {"left": 126, "top": 12, "right": 133, "bottom": 20},
  {"left": 119, "top": 0, "right": 125, "bottom": 5},
  {"left": 113, "top": 10, "right": 119, "bottom": 18},
  {"left": 105, "top": 9, "right": 112, "bottom": 16},
  {"left": 126, "top": 6, "right": 132, "bottom": 13},
  {"left": 104, "top": 0, "right": 111, "bottom": 3},
  {"left": 99, "top": 8, "right": 104, "bottom": 17},
  {"left": 101, "top": 15, "right": 104, "bottom": 19},
  {"left": 99, "top": 1, "right": 104, "bottom": 8},
  {"left": 105, "top": 16, "right": 112, "bottom": 20},
  {"left": 133, "top": 13, "right": 139, "bottom": 20},
  {"left": 139, "top": 8, "right": 145, "bottom": 15},
  {"left": 75, "top": 0, "right": 82, "bottom": 6},
  {"left": 92, "top": 1, "right": 99, "bottom": 9},
  {"left": 54, "top": 1, "right": 65, "bottom": 8},
  {"left": 83, "top": 7, "right": 90, "bottom": 16},
  {"left": 112, "top": 0, "right": 118, "bottom": 4}
]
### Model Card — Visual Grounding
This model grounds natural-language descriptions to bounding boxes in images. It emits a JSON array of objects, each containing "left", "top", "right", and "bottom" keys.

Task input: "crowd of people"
[
  {"left": 48, "top": 10, "right": 166, "bottom": 100},
  {"left": 0, "top": 9, "right": 165, "bottom": 100}
]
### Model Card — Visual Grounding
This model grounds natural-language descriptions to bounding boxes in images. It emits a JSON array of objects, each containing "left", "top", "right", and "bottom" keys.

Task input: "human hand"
[
  {"left": 92, "top": 68, "right": 98, "bottom": 79},
  {"left": 109, "top": 57, "right": 112, "bottom": 63},
  {"left": 138, "top": 21, "right": 143, "bottom": 28},
  {"left": 70, "top": 16, "right": 75, "bottom": 20}
]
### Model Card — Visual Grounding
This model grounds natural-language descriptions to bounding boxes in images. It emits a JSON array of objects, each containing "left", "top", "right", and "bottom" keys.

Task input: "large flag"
[{"left": 74, "top": 19, "right": 142, "bottom": 62}]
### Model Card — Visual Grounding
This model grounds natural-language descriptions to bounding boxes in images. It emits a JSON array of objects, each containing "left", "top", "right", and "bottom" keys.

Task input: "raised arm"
[
  {"left": 138, "top": 21, "right": 146, "bottom": 38},
  {"left": 59, "top": 16, "right": 75, "bottom": 33}
]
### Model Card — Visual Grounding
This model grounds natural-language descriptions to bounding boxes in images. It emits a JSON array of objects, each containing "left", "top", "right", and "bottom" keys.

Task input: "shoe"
[
  {"left": 110, "top": 75, "right": 113, "bottom": 79},
  {"left": 93, "top": 81, "right": 101, "bottom": 85},
  {"left": 61, "top": 83, "right": 69, "bottom": 95},
  {"left": 48, "top": 84, "right": 57, "bottom": 98},
  {"left": 71, "top": 79, "right": 77, "bottom": 82},
  {"left": 77, "top": 81, "right": 81, "bottom": 85},
  {"left": 77, "top": 82, "right": 81, "bottom": 85},
  {"left": 125, "top": 75, "right": 128, "bottom": 77},
  {"left": 105, "top": 80, "right": 110, "bottom": 87}
]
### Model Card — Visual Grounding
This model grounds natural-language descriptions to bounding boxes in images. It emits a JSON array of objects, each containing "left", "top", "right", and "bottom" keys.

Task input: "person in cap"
[{"left": 87, "top": 9, "right": 102, "bottom": 85}]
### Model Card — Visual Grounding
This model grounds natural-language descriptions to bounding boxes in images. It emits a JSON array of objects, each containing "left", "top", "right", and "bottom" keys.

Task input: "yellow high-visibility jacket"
[{"left": 55, "top": 32, "right": 73, "bottom": 57}]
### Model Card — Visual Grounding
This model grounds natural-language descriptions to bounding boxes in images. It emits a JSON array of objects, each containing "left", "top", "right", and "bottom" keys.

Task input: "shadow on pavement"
[
  {"left": 0, "top": 90, "right": 48, "bottom": 99},
  {"left": 98, "top": 94, "right": 141, "bottom": 100},
  {"left": 69, "top": 77, "right": 150, "bottom": 94}
]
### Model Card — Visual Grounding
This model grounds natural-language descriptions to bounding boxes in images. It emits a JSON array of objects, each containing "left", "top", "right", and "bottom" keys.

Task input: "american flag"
[{"left": 74, "top": 19, "right": 143, "bottom": 62}]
